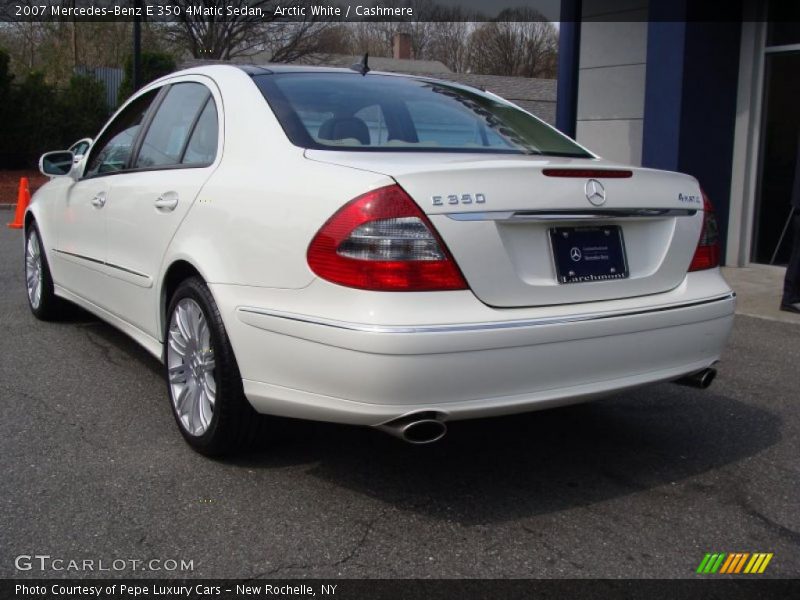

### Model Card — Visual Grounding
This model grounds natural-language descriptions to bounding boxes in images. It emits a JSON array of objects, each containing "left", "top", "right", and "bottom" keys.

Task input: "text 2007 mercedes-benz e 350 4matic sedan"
[{"left": 26, "top": 65, "right": 734, "bottom": 455}]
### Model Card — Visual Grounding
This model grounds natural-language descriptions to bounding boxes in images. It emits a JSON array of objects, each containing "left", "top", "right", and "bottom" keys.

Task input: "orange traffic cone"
[{"left": 7, "top": 177, "right": 30, "bottom": 229}]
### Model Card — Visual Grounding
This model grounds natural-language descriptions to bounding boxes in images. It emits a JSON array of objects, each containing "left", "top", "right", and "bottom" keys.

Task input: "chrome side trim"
[
  {"left": 54, "top": 249, "right": 151, "bottom": 280},
  {"left": 105, "top": 261, "right": 150, "bottom": 280},
  {"left": 54, "top": 248, "right": 104, "bottom": 266},
  {"left": 446, "top": 208, "right": 698, "bottom": 222},
  {"left": 238, "top": 292, "right": 735, "bottom": 335}
]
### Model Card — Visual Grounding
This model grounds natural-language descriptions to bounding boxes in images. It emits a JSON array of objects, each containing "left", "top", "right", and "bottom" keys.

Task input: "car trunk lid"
[{"left": 305, "top": 151, "right": 705, "bottom": 307}]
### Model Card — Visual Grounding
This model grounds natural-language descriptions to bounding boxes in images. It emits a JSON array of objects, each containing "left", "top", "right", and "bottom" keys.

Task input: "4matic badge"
[{"left": 678, "top": 193, "right": 702, "bottom": 204}]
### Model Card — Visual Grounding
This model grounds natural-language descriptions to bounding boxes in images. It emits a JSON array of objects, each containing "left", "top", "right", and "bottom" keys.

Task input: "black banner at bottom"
[{"left": 2, "top": 579, "right": 798, "bottom": 600}]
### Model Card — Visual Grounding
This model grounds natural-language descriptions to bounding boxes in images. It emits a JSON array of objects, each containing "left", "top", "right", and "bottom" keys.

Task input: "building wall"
[{"left": 575, "top": 0, "right": 649, "bottom": 164}]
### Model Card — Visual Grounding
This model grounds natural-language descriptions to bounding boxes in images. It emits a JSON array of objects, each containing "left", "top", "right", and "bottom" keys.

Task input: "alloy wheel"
[
  {"left": 167, "top": 298, "right": 217, "bottom": 436},
  {"left": 25, "top": 230, "right": 43, "bottom": 310}
]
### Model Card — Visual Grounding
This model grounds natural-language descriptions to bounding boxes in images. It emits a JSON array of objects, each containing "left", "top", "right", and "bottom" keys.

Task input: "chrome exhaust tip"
[
  {"left": 675, "top": 367, "right": 717, "bottom": 389},
  {"left": 376, "top": 411, "right": 447, "bottom": 444}
]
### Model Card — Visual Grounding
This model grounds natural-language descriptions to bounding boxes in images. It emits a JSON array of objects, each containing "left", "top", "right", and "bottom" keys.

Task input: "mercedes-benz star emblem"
[
  {"left": 570, "top": 247, "right": 582, "bottom": 262},
  {"left": 585, "top": 179, "right": 606, "bottom": 206}
]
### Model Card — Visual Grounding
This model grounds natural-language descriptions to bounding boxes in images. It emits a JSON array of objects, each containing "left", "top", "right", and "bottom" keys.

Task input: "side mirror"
[{"left": 39, "top": 151, "right": 76, "bottom": 178}]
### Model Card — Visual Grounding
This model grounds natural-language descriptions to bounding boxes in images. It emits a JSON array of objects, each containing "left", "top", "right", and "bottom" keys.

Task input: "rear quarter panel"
[{"left": 162, "top": 66, "right": 392, "bottom": 291}]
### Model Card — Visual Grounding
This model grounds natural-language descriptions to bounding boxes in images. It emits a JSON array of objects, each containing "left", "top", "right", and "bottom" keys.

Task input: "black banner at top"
[{"left": 0, "top": 0, "right": 795, "bottom": 23}]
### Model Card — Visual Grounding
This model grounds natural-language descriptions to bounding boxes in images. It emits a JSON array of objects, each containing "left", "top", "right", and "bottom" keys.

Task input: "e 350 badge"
[{"left": 432, "top": 193, "right": 486, "bottom": 206}]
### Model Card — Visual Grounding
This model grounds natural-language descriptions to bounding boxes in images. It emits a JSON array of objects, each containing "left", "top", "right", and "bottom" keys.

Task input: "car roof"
[
  {"left": 228, "top": 64, "right": 486, "bottom": 94},
  {"left": 165, "top": 64, "right": 488, "bottom": 102}
]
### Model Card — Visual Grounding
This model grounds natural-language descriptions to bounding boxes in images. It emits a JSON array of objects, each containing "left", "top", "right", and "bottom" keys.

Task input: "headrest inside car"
[{"left": 318, "top": 117, "right": 371, "bottom": 145}]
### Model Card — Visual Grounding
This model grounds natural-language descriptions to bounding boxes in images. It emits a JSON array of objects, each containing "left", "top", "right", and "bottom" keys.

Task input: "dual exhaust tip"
[
  {"left": 377, "top": 368, "right": 717, "bottom": 444},
  {"left": 376, "top": 411, "right": 447, "bottom": 445}
]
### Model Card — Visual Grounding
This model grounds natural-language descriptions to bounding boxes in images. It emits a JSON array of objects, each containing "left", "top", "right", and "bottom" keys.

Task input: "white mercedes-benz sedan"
[{"left": 25, "top": 65, "right": 735, "bottom": 454}]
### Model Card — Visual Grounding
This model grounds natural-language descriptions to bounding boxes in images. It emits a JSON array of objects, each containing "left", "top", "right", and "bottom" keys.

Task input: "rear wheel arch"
[{"left": 160, "top": 260, "right": 205, "bottom": 339}]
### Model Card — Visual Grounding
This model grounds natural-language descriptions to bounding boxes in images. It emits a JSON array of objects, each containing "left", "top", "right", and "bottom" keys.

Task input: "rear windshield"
[{"left": 253, "top": 73, "right": 590, "bottom": 157}]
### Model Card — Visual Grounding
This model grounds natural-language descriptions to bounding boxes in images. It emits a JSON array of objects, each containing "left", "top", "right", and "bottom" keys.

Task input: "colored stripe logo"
[{"left": 696, "top": 552, "right": 773, "bottom": 574}]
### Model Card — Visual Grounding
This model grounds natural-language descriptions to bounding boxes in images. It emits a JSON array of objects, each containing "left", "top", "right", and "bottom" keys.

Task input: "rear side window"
[
  {"left": 182, "top": 100, "right": 218, "bottom": 165},
  {"left": 135, "top": 83, "right": 213, "bottom": 168},
  {"left": 85, "top": 90, "right": 157, "bottom": 177}
]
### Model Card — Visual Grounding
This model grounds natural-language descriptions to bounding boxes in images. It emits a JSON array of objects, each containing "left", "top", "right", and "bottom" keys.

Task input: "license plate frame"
[{"left": 549, "top": 225, "right": 629, "bottom": 284}]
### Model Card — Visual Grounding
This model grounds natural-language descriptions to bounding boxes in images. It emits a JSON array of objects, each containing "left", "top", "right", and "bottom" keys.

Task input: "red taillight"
[
  {"left": 689, "top": 189, "right": 721, "bottom": 271},
  {"left": 307, "top": 185, "right": 468, "bottom": 291}
]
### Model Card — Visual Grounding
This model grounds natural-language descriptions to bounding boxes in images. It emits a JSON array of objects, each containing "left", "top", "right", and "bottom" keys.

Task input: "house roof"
[{"left": 302, "top": 54, "right": 452, "bottom": 74}]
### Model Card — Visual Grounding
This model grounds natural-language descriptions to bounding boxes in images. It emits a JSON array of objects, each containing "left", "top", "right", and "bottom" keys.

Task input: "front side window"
[
  {"left": 85, "top": 90, "right": 157, "bottom": 177},
  {"left": 135, "top": 83, "right": 213, "bottom": 168},
  {"left": 254, "top": 73, "right": 590, "bottom": 157}
]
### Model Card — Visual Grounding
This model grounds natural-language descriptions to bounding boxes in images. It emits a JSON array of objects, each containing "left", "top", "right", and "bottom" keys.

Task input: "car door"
[
  {"left": 54, "top": 89, "right": 160, "bottom": 304},
  {"left": 101, "top": 79, "right": 222, "bottom": 339}
]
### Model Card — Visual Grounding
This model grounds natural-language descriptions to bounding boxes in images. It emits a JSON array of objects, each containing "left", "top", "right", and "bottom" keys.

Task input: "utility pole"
[{"left": 132, "top": 0, "right": 142, "bottom": 91}]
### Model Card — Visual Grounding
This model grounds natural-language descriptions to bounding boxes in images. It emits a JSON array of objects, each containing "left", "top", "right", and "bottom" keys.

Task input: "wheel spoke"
[
  {"left": 190, "top": 304, "right": 203, "bottom": 343},
  {"left": 168, "top": 328, "right": 188, "bottom": 357},
  {"left": 201, "top": 374, "right": 216, "bottom": 406},
  {"left": 188, "top": 383, "right": 202, "bottom": 435},
  {"left": 198, "top": 389, "right": 212, "bottom": 430},
  {"left": 168, "top": 363, "right": 188, "bottom": 384},
  {"left": 175, "top": 384, "right": 191, "bottom": 415},
  {"left": 200, "top": 353, "right": 215, "bottom": 373},
  {"left": 199, "top": 318, "right": 211, "bottom": 352},
  {"left": 175, "top": 305, "right": 193, "bottom": 347}
]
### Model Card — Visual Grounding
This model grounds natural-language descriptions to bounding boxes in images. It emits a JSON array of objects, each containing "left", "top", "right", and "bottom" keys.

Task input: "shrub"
[
  {"left": 0, "top": 50, "right": 112, "bottom": 168},
  {"left": 117, "top": 51, "right": 176, "bottom": 105},
  {"left": 60, "top": 74, "right": 110, "bottom": 144}
]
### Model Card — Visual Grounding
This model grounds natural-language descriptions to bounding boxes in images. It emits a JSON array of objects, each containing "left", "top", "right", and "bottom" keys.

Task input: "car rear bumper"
[{"left": 211, "top": 271, "right": 735, "bottom": 426}]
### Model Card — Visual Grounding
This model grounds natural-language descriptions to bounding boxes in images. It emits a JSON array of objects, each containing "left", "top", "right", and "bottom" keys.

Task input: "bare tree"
[
  {"left": 424, "top": 20, "right": 473, "bottom": 72},
  {"left": 338, "top": 21, "right": 392, "bottom": 57},
  {"left": 162, "top": 0, "right": 331, "bottom": 62},
  {"left": 416, "top": 4, "right": 478, "bottom": 72},
  {"left": 261, "top": 20, "right": 333, "bottom": 63},
  {"left": 468, "top": 8, "right": 558, "bottom": 78}
]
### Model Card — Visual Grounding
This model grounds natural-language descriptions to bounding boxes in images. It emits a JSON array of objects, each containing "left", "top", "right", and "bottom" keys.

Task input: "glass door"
[{"left": 751, "top": 49, "right": 800, "bottom": 264}]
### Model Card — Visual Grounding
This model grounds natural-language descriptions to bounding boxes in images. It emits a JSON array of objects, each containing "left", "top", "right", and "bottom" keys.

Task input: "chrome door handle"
[
  {"left": 155, "top": 193, "right": 179, "bottom": 212},
  {"left": 91, "top": 192, "right": 106, "bottom": 208}
]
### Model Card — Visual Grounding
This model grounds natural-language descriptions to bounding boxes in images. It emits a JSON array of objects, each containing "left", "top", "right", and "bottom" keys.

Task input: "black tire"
[
  {"left": 164, "top": 276, "right": 265, "bottom": 456},
  {"left": 25, "top": 222, "right": 64, "bottom": 320}
]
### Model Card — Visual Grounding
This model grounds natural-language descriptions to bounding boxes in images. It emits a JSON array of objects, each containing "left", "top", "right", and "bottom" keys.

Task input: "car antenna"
[{"left": 350, "top": 53, "right": 370, "bottom": 76}]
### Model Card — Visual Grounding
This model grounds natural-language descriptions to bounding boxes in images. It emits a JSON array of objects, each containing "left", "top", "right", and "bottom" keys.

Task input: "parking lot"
[{"left": 1, "top": 224, "right": 798, "bottom": 579}]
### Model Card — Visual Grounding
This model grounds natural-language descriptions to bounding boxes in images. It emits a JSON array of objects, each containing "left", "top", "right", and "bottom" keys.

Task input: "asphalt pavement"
[{"left": 1, "top": 224, "right": 798, "bottom": 579}]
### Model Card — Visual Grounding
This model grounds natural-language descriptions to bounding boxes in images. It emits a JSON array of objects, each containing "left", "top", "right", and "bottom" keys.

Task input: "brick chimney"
[{"left": 393, "top": 33, "right": 412, "bottom": 60}]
